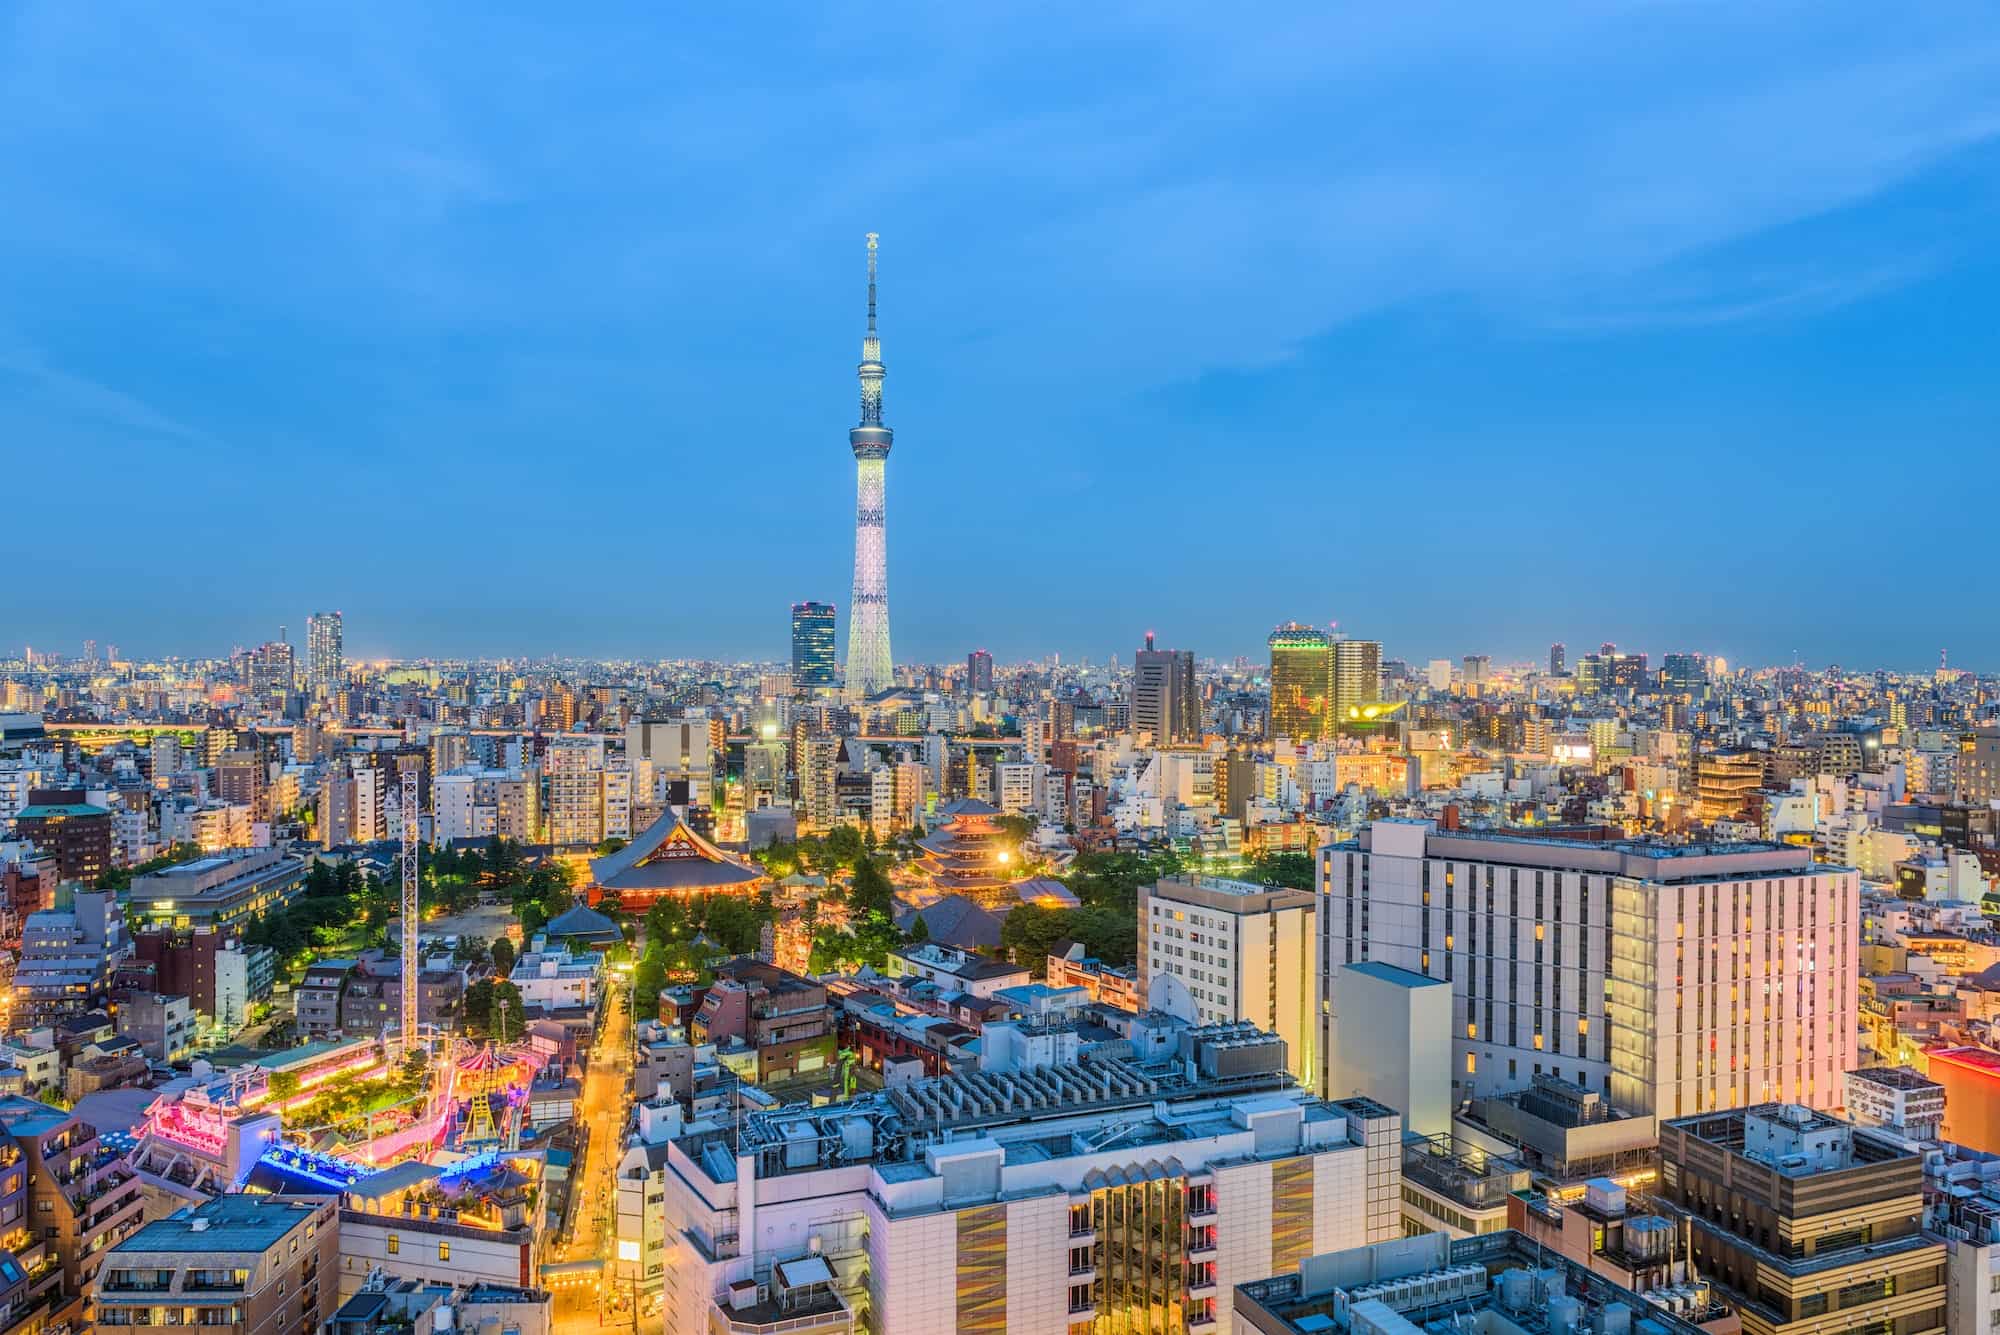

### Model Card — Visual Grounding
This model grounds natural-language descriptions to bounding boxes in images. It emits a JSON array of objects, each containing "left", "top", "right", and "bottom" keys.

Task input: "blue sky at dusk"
[{"left": 4, "top": 4, "right": 1998, "bottom": 669}]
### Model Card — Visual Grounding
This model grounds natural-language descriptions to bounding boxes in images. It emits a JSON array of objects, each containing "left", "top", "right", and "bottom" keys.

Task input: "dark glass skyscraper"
[{"left": 791, "top": 602, "right": 837, "bottom": 689}]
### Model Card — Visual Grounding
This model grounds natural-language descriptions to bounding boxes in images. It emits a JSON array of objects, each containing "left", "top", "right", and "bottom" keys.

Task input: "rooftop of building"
[
  {"left": 710, "top": 956, "right": 823, "bottom": 996},
  {"left": 675, "top": 1025, "right": 1372, "bottom": 1192},
  {"left": 1343, "top": 960, "right": 1447, "bottom": 990},
  {"left": 890, "top": 942, "right": 1027, "bottom": 980},
  {"left": 1847, "top": 1065, "right": 1943, "bottom": 1093},
  {"left": 1233, "top": 1229, "right": 1712, "bottom": 1335},
  {"left": 13, "top": 802, "right": 109, "bottom": 819},
  {"left": 108, "top": 1194, "right": 324, "bottom": 1256},
  {"left": 0, "top": 1095, "right": 72, "bottom": 1138},
  {"left": 1353, "top": 817, "right": 1842, "bottom": 883},
  {"left": 1149, "top": 871, "right": 1315, "bottom": 907},
  {"left": 1665, "top": 1102, "right": 1917, "bottom": 1178}
]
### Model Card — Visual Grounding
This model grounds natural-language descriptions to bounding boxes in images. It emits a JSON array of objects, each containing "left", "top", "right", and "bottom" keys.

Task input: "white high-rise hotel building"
[{"left": 1318, "top": 819, "right": 1857, "bottom": 1122}]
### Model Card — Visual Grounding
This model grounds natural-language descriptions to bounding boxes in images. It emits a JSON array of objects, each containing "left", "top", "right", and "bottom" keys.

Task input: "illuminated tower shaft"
[
  {"left": 400, "top": 767, "right": 420, "bottom": 1052},
  {"left": 844, "top": 233, "right": 895, "bottom": 696}
]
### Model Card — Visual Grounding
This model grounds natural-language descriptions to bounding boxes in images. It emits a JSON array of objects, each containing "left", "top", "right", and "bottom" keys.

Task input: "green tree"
[
  {"left": 490, "top": 936, "right": 516, "bottom": 977},
  {"left": 595, "top": 836, "right": 629, "bottom": 856},
  {"left": 822, "top": 825, "right": 867, "bottom": 869},
  {"left": 908, "top": 912, "right": 930, "bottom": 943},
  {"left": 848, "top": 857, "right": 895, "bottom": 921},
  {"left": 999, "top": 903, "right": 1074, "bottom": 977},
  {"left": 1249, "top": 851, "right": 1315, "bottom": 890},
  {"left": 269, "top": 1071, "right": 301, "bottom": 1101}
]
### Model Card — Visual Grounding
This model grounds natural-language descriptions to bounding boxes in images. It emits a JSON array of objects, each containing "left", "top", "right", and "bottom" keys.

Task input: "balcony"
[{"left": 712, "top": 1267, "right": 853, "bottom": 1335}]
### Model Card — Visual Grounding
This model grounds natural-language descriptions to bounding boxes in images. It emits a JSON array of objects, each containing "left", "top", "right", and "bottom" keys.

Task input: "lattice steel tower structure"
[
  {"left": 400, "top": 768, "right": 420, "bottom": 1054},
  {"left": 843, "top": 232, "right": 895, "bottom": 697}
]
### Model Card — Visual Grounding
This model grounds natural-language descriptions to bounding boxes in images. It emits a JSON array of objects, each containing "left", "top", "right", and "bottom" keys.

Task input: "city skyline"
[{"left": 5, "top": 7, "right": 1999, "bottom": 665}]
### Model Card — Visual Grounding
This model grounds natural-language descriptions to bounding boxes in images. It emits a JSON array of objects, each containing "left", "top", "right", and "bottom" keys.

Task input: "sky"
[{"left": 4, "top": 3, "right": 1998, "bottom": 670}]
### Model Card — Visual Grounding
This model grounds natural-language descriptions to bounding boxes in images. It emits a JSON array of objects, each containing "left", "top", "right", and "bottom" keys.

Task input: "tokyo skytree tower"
[{"left": 843, "top": 233, "right": 895, "bottom": 696}]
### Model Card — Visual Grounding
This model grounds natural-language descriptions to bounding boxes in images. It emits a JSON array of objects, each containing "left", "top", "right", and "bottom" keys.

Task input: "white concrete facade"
[{"left": 1319, "top": 819, "right": 1859, "bottom": 1122}]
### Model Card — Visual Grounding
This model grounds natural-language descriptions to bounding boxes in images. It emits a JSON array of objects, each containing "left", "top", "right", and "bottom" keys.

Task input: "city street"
[{"left": 553, "top": 973, "right": 635, "bottom": 1333}]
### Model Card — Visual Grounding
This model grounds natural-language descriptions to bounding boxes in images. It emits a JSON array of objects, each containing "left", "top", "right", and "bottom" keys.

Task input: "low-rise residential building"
[
  {"left": 508, "top": 942, "right": 601, "bottom": 1015},
  {"left": 96, "top": 1194, "right": 341, "bottom": 1335},
  {"left": 691, "top": 958, "right": 835, "bottom": 1086},
  {"left": 294, "top": 959, "right": 355, "bottom": 1037},
  {"left": 1045, "top": 941, "right": 1140, "bottom": 1011},
  {"left": 0, "top": 1094, "right": 146, "bottom": 1315},
  {"left": 114, "top": 991, "right": 197, "bottom": 1063},
  {"left": 1657, "top": 1103, "right": 1945, "bottom": 1335},
  {"left": 881, "top": 941, "right": 1029, "bottom": 999}
]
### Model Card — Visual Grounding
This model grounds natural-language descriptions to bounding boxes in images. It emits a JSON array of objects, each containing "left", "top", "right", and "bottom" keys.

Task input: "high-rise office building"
[
  {"left": 1140, "top": 873, "right": 1318, "bottom": 1088},
  {"left": 1661, "top": 652, "right": 1708, "bottom": 695},
  {"left": 965, "top": 648, "right": 994, "bottom": 696},
  {"left": 1132, "top": 633, "right": 1198, "bottom": 744},
  {"left": 306, "top": 611, "right": 343, "bottom": 694},
  {"left": 843, "top": 233, "right": 895, "bottom": 697},
  {"left": 1330, "top": 638, "right": 1381, "bottom": 730},
  {"left": 1267, "top": 622, "right": 1332, "bottom": 741},
  {"left": 248, "top": 638, "right": 294, "bottom": 701},
  {"left": 798, "top": 735, "right": 841, "bottom": 833},
  {"left": 1318, "top": 819, "right": 1858, "bottom": 1121},
  {"left": 1548, "top": 641, "right": 1566, "bottom": 675},
  {"left": 790, "top": 602, "right": 837, "bottom": 689}
]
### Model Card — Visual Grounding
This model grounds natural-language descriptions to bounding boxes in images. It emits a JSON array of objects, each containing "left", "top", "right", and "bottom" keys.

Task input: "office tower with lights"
[
  {"left": 1549, "top": 641, "right": 1566, "bottom": 675},
  {"left": 1319, "top": 819, "right": 1858, "bottom": 1122},
  {"left": 1132, "top": 633, "right": 1198, "bottom": 745},
  {"left": 798, "top": 735, "right": 841, "bottom": 833},
  {"left": 964, "top": 648, "right": 993, "bottom": 696},
  {"left": 249, "top": 639, "right": 294, "bottom": 702},
  {"left": 790, "top": 602, "right": 837, "bottom": 690},
  {"left": 1330, "top": 638, "right": 1382, "bottom": 729},
  {"left": 306, "top": 611, "right": 343, "bottom": 694},
  {"left": 843, "top": 234, "right": 895, "bottom": 697},
  {"left": 1661, "top": 652, "right": 1708, "bottom": 695},
  {"left": 1267, "top": 622, "right": 1332, "bottom": 742}
]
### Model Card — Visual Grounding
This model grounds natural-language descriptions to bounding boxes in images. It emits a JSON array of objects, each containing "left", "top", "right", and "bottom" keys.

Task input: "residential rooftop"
[{"left": 109, "top": 1194, "right": 325, "bottom": 1255}]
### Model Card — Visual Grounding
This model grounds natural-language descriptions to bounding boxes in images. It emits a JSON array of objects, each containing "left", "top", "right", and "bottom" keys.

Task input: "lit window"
[
  {"left": 438, "top": 1242, "right": 450, "bottom": 1261},
  {"left": 386, "top": 1234, "right": 398, "bottom": 1255}
]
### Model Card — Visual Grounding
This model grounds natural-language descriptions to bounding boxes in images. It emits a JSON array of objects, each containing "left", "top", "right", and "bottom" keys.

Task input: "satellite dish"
[{"left": 1149, "top": 973, "right": 1198, "bottom": 1024}]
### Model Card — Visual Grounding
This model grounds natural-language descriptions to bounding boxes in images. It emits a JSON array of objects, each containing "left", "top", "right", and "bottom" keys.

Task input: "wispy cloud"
[{"left": 0, "top": 334, "right": 215, "bottom": 450}]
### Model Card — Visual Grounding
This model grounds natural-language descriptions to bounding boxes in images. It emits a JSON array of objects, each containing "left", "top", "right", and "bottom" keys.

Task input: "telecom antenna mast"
[{"left": 400, "top": 767, "right": 421, "bottom": 1056}]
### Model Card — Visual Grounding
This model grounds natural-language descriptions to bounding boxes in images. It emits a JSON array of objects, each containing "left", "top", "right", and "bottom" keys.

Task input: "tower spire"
[{"left": 845, "top": 232, "right": 895, "bottom": 697}]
